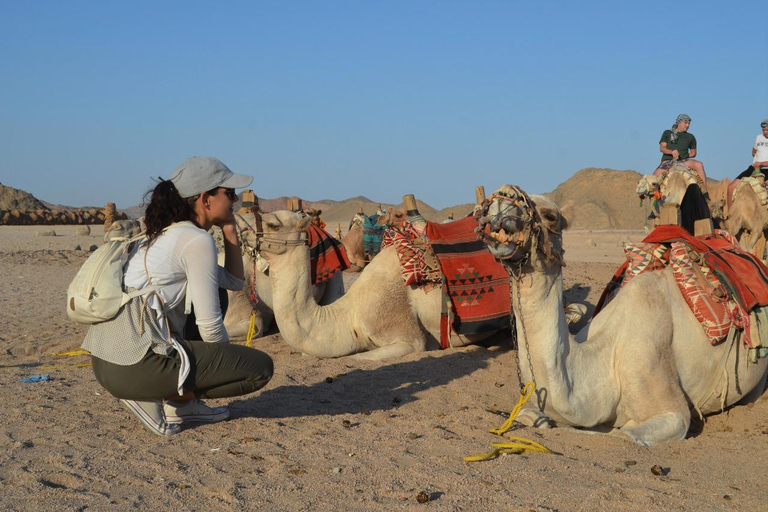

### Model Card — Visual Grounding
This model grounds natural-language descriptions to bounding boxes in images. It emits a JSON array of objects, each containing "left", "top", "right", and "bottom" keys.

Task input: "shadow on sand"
[{"left": 229, "top": 337, "right": 512, "bottom": 420}]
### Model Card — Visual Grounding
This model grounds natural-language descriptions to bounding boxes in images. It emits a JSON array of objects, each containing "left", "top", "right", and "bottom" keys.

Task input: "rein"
[{"left": 235, "top": 212, "right": 310, "bottom": 258}]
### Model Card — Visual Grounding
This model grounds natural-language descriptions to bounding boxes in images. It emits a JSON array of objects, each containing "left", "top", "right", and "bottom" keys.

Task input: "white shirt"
[
  {"left": 124, "top": 222, "right": 244, "bottom": 345},
  {"left": 754, "top": 134, "right": 768, "bottom": 167}
]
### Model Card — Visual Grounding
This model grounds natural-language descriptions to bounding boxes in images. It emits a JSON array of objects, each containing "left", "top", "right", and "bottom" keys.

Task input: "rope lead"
[{"left": 463, "top": 381, "right": 553, "bottom": 462}]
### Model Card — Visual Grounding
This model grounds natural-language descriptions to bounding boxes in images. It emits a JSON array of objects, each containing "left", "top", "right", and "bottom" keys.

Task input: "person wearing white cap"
[{"left": 81, "top": 156, "right": 273, "bottom": 436}]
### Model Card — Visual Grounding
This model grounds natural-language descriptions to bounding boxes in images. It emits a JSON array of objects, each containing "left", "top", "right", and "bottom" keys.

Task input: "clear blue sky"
[{"left": 1, "top": 1, "right": 765, "bottom": 210}]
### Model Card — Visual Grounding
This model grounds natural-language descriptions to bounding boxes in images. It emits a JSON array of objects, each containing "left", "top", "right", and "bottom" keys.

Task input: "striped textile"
[
  {"left": 307, "top": 224, "right": 351, "bottom": 284},
  {"left": 594, "top": 225, "right": 768, "bottom": 348}
]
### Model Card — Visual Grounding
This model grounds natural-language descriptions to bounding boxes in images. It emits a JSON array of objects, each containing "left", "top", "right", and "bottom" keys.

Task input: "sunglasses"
[{"left": 216, "top": 188, "right": 237, "bottom": 200}]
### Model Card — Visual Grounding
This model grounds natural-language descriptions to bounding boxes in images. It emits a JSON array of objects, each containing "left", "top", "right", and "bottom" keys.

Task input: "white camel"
[
  {"left": 240, "top": 210, "right": 586, "bottom": 360},
  {"left": 242, "top": 210, "right": 509, "bottom": 360},
  {"left": 222, "top": 212, "right": 345, "bottom": 341},
  {"left": 480, "top": 185, "right": 768, "bottom": 447}
]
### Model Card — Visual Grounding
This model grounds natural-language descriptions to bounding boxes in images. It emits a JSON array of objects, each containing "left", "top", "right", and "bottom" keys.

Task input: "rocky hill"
[
  {"left": 546, "top": 167, "right": 649, "bottom": 230},
  {"left": 0, "top": 184, "right": 48, "bottom": 211}
]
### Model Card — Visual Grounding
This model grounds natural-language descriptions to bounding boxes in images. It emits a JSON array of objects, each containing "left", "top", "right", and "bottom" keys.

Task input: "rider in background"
[
  {"left": 653, "top": 113, "right": 708, "bottom": 194},
  {"left": 727, "top": 119, "right": 768, "bottom": 202},
  {"left": 736, "top": 118, "right": 768, "bottom": 180},
  {"left": 653, "top": 113, "right": 711, "bottom": 235}
]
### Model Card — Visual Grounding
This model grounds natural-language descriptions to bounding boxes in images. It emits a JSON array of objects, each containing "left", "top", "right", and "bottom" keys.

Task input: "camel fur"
[
  {"left": 481, "top": 185, "right": 768, "bottom": 447},
  {"left": 726, "top": 178, "right": 768, "bottom": 260},
  {"left": 222, "top": 212, "right": 344, "bottom": 341}
]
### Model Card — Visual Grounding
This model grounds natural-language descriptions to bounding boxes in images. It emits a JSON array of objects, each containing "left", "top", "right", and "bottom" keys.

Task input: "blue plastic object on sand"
[{"left": 20, "top": 374, "right": 51, "bottom": 383}]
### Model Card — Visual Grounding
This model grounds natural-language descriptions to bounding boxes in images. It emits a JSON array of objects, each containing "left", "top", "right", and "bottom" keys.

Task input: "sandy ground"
[{"left": 1, "top": 225, "right": 767, "bottom": 511}]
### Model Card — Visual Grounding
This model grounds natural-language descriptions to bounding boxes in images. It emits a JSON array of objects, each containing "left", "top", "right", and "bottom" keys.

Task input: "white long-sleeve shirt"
[{"left": 124, "top": 222, "right": 245, "bottom": 344}]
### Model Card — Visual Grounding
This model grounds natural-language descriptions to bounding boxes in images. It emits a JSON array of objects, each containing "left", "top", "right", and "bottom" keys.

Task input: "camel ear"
[
  {"left": 316, "top": 209, "right": 322, "bottom": 216},
  {"left": 298, "top": 214, "right": 312, "bottom": 230}
]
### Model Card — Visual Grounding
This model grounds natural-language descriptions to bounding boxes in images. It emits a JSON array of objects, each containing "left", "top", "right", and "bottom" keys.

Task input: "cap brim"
[{"left": 220, "top": 172, "right": 253, "bottom": 190}]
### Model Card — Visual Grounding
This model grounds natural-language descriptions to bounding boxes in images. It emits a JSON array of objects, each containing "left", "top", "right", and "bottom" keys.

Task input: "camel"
[
  {"left": 242, "top": 209, "right": 587, "bottom": 360},
  {"left": 341, "top": 212, "right": 367, "bottom": 271},
  {"left": 726, "top": 177, "right": 768, "bottom": 260},
  {"left": 222, "top": 211, "right": 345, "bottom": 341},
  {"left": 637, "top": 162, "right": 719, "bottom": 233},
  {"left": 478, "top": 184, "right": 768, "bottom": 447},
  {"left": 244, "top": 210, "right": 504, "bottom": 360},
  {"left": 341, "top": 208, "right": 406, "bottom": 272}
]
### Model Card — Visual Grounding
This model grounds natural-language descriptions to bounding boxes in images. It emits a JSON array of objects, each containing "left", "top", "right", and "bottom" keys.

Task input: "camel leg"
[
  {"left": 619, "top": 412, "right": 689, "bottom": 447},
  {"left": 350, "top": 341, "right": 420, "bottom": 361},
  {"left": 515, "top": 407, "right": 553, "bottom": 428}
]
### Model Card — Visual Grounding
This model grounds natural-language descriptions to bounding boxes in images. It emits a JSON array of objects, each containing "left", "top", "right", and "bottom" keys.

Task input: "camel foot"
[
  {"left": 619, "top": 412, "right": 689, "bottom": 447},
  {"left": 349, "top": 342, "right": 420, "bottom": 361},
  {"left": 515, "top": 408, "right": 553, "bottom": 429},
  {"left": 564, "top": 303, "right": 588, "bottom": 326}
]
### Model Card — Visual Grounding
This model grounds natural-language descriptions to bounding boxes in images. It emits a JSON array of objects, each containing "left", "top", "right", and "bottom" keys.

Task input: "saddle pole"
[{"left": 475, "top": 186, "right": 486, "bottom": 206}]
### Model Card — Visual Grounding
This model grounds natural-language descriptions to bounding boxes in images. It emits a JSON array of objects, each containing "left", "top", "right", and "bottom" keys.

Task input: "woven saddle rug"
[
  {"left": 594, "top": 225, "right": 768, "bottom": 347},
  {"left": 382, "top": 217, "right": 511, "bottom": 348},
  {"left": 307, "top": 224, "right": 351, "bottom": 284},
  {"left": 427, "top": 217, "right": 511, "bottom": 348},
  {"left": 362, "top": 214, "right": 386, "bottom": 256}
]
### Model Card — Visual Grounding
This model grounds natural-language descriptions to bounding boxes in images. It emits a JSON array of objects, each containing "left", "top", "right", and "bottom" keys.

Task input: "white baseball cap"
[{"left": 170, "top": 156, "right": 253, "bottom": 198}]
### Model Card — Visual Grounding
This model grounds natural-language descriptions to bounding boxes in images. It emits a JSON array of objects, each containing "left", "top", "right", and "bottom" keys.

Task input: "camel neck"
[{"left": 267, "top": 245, "right": 354, "bottom": 358}]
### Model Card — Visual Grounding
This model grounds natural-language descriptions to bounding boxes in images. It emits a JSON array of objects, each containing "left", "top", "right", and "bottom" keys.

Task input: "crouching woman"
[{"left": 82, "top": 156, "right": 273, "bottom": 436}]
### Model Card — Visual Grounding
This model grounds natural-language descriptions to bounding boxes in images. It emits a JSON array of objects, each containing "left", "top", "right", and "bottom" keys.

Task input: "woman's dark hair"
[{"left": 142, "top": 179, "right": 196, "bottom": 246}]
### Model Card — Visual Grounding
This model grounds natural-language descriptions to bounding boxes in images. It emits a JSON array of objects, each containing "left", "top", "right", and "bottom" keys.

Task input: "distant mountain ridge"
[{"left": 4, "top": 168, "right": 698, "bottom": 231}]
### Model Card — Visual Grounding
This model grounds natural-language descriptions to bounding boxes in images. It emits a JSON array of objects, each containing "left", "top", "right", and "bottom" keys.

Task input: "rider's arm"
[
  {"left": 688, "top": 148, "right": 697, "bottom": 159},
  {"left": 659, "top": 142, "right": 679, "bottom": 159}
]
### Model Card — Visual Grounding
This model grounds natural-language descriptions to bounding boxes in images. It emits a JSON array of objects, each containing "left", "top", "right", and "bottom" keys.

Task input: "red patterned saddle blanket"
[
  {"left": 307, "top": 224, "right": 351, "bottom": 284},
  {"left": 595, "top": 225, "right": 768, "bottom": 347},
  {"left": 382, "top": 217, "right": 511, "bottom": 348}
]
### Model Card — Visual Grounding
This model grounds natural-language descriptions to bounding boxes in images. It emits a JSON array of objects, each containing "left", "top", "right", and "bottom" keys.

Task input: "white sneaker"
[
  {"left": 164, "top": 399, "right": 230, "bottom": 425},
  {"left": 120, "top": 399, "right": 181, "bottom": 437}
]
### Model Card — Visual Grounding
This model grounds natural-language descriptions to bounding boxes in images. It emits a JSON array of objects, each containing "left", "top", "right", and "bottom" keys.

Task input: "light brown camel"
[
  {"left": 341, "top": 212, "right": 367, "bottom": 271},
  {"left": 341, "top": 208, "right": 407, "bottom": 272},
  {"left": 221, "top": 212, "right": 345, "bottom": 341},
  {"left": 241, "top": 210, "right": 585, "bottom": 360},
  {"left": 726, "top": 177, "right": 768, "bottom": 260},
  {"left": 479, "top": 185, "right": 768, "bottom": 447}
]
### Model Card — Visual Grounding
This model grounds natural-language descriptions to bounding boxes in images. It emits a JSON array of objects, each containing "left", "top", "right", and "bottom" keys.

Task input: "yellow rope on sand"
[
  {"left": 463, "top": 381, "right": 553, "bottom": 462},
  {"left": 52, "top": 349, "right": 90, "bottom": 357},
  {"left": 245, "top": 311, "right": 257, "bottom": 347}
]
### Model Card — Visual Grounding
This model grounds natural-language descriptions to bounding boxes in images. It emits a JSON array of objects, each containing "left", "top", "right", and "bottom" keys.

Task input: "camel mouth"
[{"left": 475, "top": 185, "right": 539, "bottom": 262}]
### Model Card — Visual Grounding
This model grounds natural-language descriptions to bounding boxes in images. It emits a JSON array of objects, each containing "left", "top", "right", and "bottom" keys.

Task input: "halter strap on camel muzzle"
[{"left": 235, "top": 212, "right": 310, "bottom": 257}]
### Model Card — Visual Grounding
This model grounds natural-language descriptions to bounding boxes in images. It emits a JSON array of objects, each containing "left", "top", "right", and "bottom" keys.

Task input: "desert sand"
[{"left": 1, "top": 224, "right": 767, "bottom": 511}]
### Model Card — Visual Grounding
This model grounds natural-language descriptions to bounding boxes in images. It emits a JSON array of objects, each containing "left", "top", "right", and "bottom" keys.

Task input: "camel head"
[
  {"left": 478, "top": 185, "right": 568, "bottom": 270},
  {"left": 376, "top": 208, "right": 407, "bottom": 228},
  {"left": 303, "top": 208, "right": 325, "bottom": 229},
  {"left": 240, "top": 210, "right": 311, "bottom": 259},
  {"left": 636, "top": 175, "right": 659, "bottom": 198},
  {"left": 348, "top": 212, "right": 365, "bottom": 231}
]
